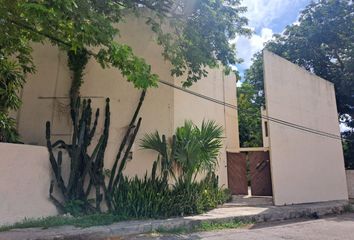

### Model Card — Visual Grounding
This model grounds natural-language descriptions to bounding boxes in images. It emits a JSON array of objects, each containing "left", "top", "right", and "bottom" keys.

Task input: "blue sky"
[{"left": 234, "top": 0, "right": 312, "bottom": 79}]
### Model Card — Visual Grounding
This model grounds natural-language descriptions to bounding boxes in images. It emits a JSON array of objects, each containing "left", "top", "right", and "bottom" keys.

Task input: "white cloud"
[
  {"left": 235, "top": 27, "right": 274, "bottom": 70},
  {"left": 241, "top": 0, "right": 307, "bottom": 30},
  {"left": 233, "top": 0, "right": 310, "bottom": 77},
  {"left": 340, "top": 123, "right": 352, "bottom": 133}
]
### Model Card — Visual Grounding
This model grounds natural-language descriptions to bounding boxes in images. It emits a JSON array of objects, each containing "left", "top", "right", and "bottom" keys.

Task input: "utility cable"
[{"left": 158, "top": 79, "right": 351, "bottom": 142}]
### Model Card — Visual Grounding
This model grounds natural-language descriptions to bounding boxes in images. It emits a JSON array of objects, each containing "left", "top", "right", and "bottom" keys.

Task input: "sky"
[
  {"left": 235, "top": 0, "right": 351, "bottom": 132},
  {"left": 234, "top": 0, "right": 312, "bottom": 79}
]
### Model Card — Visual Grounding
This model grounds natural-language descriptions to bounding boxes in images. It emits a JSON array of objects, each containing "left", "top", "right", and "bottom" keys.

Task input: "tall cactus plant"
[
  {"left": 45, "top": 47, "right": 148, "bottom": 214},
  {"left": 46, "top": 98, "right": 110, "bottom": 214},
  {"left": 46, "top": 90, "right": 147, "bottom": 214},
  {"left": 105, "top": 90, "right": 146, "bottom": 211}
]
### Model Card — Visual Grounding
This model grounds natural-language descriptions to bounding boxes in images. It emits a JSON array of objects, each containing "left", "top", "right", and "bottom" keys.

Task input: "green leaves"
[
  {"left": 140, "top": 120, "right": 223, "bottom": 183},
  {"left": 97, "top": 43, "right": 158, "bottom": 89},
  {"left": 112, "top": 167, "right": 229, "bottom": 218},
  {"left": 237, "top": 82, "right": 263, "bottom": 148},
  {"left": 0, "top": 112, "right": 19, "bottom": 143},
  {"left": 0, "top": 56, "right": 26, "bottom": 142},
  {"left": 0, "top": 59, "right": 25, "bottom": 111},
  {"left": 175, "top": 120, "right": 223, "bottom": 178},
  {"left": 0, "top": 0, "right": 249, "bottom": 141},
  {"left": 155, "top": 0, "right": 250, "bottom": 86}
]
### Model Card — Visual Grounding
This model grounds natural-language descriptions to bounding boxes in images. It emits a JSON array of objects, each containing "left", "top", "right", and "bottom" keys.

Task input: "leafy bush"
[
  {"left": 169, "top": 173, "right": 230, "bottom": 216},
  {"left": 140, "top": 120, "right": 223, "bottom": 184},
  {"left": 112, "top": 169, "right": 230, "bottom": 218},
  {"left": 111, "top": 120, "right": 230, "bottom": 218},
  {"left": 112, "top": 162, "right": 171, "bottom": 218},
  {"left": 0, "top": 58, "right": 28, "bottom": 143},
  {"left": 0, "top": 113, "right": 20, "bottom": 143}
]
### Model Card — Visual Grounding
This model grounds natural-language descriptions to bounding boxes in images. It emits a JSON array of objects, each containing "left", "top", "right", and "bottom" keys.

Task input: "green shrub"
[
  {"left": 111, "top": 120, "right": 229, "bottom": 219},
  {"left": 0, "top": 112, "right": 20, "bottom": 143},
  {"left": 169, "top": 173, "right": 230, "bottom": 216},
  {"left": 112, "top": 169, "right": 230, "bottom": 218},
  {"left": 63, "top": 200, "right": 91, "bottom": 217},
  {"left": 140, "top": 120, "right": 223, "bottom": 184},
  {"left": 112, "top": 162, "right": 171, "bottom": 218}
]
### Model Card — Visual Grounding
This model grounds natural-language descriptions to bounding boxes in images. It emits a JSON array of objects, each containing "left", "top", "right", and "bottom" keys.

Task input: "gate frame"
[{"left": 227, "top": 147, "right": 274, "bottom": 200}]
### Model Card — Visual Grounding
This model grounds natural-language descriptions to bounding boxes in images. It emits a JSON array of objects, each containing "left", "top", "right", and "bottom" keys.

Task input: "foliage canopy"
[{"left": 0, "top": 0, "right": 250, "bottom": 142}]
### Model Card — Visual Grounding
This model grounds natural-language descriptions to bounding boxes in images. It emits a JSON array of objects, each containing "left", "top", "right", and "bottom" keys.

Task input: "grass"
[
  {"left": 0, "top": 213, "right": 131, "bottom": 232},
  {"left": 197, "top": 220, "right": 254, "bottom": 231},
  {"left": 155, "top": 219, "right": 254, "bottom": 235},
  {"left": 343, "top": 204, "right": 354, "bottom": 213},
  {"left": 0, "top": 215, "right": 254, "bottom": 234}
]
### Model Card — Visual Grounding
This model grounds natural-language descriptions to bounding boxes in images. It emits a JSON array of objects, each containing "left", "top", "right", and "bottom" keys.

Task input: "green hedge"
[{"left": 112, "top": 166, "right": 230, "bottom": 218}]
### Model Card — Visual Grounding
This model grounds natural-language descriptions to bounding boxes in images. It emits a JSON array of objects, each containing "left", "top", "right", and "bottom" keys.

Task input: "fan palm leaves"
[
  {"left": 140, "top": 120, "right": 223, "bottom": 183},
  {"left": 139, "top": 131, "right": 176, "bottom": 179}
]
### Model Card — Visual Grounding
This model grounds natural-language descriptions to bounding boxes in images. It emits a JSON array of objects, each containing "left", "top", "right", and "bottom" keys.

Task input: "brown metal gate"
[
  {"left": 227, "top": 151, "right": 272, "bottom": 196},
  {"left": 249, "top": 152, "right": 272, "bottom": 196},
  {"left": 227, "top": 152, "right": 248, "bottom": 195}
]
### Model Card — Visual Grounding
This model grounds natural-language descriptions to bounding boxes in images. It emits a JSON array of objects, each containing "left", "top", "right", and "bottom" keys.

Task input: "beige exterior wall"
[
  {"left": 173, "top": 69, "right": 239, "bottom": 186},
  {"left": 16, "top": 16, "right": 176, "bottom": 178},
  {"left": 0, "top": 15, "right": 238, "bottom": 225},
  {"left": 13, "top": 16, "right": 237, "bottom": 184},
  {"left": 346, "top": 170, "right": 354, "bottom": 199},
  {"left": 0, "top": 143, "right": 58, "bottom": 225},
  {"left": 263, "top": 50, "right": 348, "bottom": 205}
]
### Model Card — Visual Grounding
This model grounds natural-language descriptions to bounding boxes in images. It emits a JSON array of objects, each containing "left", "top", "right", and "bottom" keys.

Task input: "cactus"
[
  {"left": 104, "top": 90, "right": 146, "bottom": 211},
  {"left": 46, "top": 98, "right": 110, "bottom": 214},
  {"left": 46, "top": 90, "right": 146, "bottom": 214},
  {"left": 45, "top": 48, "right": 147, "bottom": 214}
]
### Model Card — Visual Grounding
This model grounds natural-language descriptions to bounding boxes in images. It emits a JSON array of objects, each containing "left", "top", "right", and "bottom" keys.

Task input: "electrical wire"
[{"left": 158, "top": 79, "right": 352, "bottom": 142}]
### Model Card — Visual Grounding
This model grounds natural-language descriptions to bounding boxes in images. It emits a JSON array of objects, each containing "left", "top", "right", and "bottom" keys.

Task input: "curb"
[{"left": 0, "top": 200, "right": 349, "bottom": 240}]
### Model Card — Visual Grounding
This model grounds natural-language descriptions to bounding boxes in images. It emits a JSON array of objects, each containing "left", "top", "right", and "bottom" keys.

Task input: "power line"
[{"left": 158, "top": 79, "right": 351, "bottom": 142}]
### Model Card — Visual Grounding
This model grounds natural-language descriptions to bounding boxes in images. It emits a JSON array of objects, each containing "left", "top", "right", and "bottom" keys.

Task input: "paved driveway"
[{"left": 125, "top": 213, "right": 354, "bottom": 240}]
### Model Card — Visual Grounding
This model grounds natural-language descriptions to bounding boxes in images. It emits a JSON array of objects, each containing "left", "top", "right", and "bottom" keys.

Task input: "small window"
[{"left": 264, "top": 121, "right": 269, "bottom": 137}]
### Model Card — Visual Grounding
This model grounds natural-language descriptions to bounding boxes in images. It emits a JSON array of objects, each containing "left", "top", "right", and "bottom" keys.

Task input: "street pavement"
[{"left": 123, "top": 213, "right": 354, "bottom": 240}]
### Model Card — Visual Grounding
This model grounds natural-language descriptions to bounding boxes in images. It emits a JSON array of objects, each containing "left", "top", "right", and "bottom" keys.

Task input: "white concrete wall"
[
  {"left": 16, "top": 16, "right": 175, "bottom": 179},
  {"left": 0, "top": 143, "right": 58, "bottom": 225},
  {"left": 346, "top": 170, "right": 354, "bottom": 199},
  {"left": 173, "top": 69, "right": 239, "bottom": 187},
  {"left": 1, "top": 15, "right": 238, "bottom": 224},
  {"left": 263, "top": 50, "right": 348, "bottom": 205},
  {"left": 13, "top": 16, "right": 237, "bottom": 184}
]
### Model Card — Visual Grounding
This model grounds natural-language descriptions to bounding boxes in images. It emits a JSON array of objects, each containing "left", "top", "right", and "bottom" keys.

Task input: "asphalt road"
[{"left": 123, "top": 213, "right": 354, "bottom": 240}]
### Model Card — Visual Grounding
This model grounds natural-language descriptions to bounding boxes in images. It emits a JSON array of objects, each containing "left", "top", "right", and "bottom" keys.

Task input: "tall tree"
[
  {"left": 242, "top": 0, "right": 354, "bottom": 166},
  {"left": 0, "top": 0, "right": 250, "bottom": 142},
  {"left": 237, "top": 82, "right": 262, "bottom": 147}
]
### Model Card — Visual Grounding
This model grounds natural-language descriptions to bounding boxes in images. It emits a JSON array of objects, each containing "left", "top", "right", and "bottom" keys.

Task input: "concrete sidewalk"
[
  {"left": 128, "top": 213, "right": 354, "bottom": 240},
  {"left": 0, "top": 200, "right": 349, "bottom": 240}
]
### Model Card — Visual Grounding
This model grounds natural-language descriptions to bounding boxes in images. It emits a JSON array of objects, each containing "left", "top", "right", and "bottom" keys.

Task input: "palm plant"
[{"left": 140, "top": 120, "right": 223, "bottom": 183}]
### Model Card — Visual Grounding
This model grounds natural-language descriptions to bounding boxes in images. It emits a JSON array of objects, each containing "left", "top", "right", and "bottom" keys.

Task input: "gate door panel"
[
  {"left": 227, "top": 152, "right": 248, "bottom": 195},
  {"left": 249, "top": 151, "right": 272, "bottom": 196}
]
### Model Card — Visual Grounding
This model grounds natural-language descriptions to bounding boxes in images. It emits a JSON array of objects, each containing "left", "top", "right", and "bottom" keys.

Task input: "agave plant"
[{"left": 140, "top": 120, "right": 223, "bottom": 183}]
